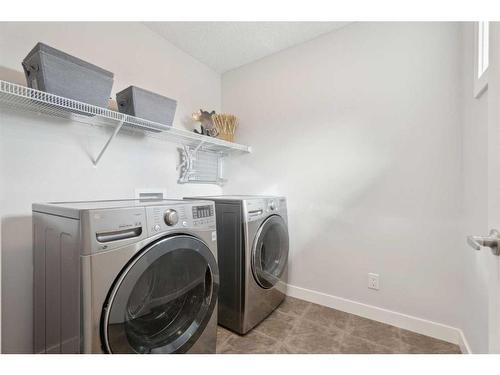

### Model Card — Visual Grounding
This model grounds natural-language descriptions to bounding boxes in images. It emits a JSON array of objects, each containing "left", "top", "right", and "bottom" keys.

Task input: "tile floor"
[{"left": 216, "top": 297, "right": 462, "bottom": 354}]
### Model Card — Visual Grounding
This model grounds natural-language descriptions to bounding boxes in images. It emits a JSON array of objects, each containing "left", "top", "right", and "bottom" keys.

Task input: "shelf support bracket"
[
  {"left": 193, "top": 140, "right": 205, "bottom": 153},
  {"left": 93, "top": 120, "right": 125, "bottom": 166}
]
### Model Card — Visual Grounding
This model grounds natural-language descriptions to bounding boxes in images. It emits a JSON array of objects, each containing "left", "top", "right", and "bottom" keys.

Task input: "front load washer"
[
  {"left": 184, "top": 196, "right": 289, "bottom": 334},
  {"left": 32, "top": 199, "right": 219, "bottom": 354}
]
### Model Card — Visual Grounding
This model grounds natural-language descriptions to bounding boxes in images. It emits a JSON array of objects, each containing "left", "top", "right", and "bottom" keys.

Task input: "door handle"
[{"left": 467, "top": 229, "right": 500, "bottom": 256}]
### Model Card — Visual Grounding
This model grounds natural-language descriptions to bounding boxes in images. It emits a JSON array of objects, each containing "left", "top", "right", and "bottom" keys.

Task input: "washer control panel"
[
  {"left": 146, "top": 202, "right": 215, "bottom": 235},
  {"left": 164, "top": 209, "right": 179, "bottom": 226},
  {"left": 191, "top": 204, "right": 215, "bottom": 227},
  {"left": 87, "top": 207, "right": 147, "bottom": 254},
  {"left": 192, "top": 204, "right": 214, "bottom": 219}
]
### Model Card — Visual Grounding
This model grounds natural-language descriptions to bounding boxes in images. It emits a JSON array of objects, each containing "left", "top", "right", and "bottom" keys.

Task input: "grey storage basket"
[
  {"left": 116, "top": 86, "right": 177, "bottom": 132},
  {"left": 22, "top": 42, "right": 114, "bottom": 108}
]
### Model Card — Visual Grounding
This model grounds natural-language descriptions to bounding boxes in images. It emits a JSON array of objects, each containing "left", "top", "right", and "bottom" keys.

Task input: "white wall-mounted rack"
[
  {"left": 177, "top": 146, "right": 226, "bottom": 185},
  {"left": 0, "top": 80, "right": 251, "bottom": 166}
]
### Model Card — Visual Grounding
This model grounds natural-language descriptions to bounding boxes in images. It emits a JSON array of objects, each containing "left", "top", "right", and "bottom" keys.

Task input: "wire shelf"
[{"left": 0, "top": 80, "right": 252, "bottom": 160}]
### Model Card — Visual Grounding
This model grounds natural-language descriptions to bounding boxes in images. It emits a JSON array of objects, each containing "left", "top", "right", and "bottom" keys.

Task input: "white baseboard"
[
  {"left": 457, "top": 329, "right": 472, "bottom": 354},
  {"left": 286, "top": 283, "right": 471, "bottom": 353}
]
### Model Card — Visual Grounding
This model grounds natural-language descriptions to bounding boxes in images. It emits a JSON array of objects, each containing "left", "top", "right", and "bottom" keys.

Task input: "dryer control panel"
[
  {"left": 245, "top": 199, "right": 266, "bottom": 222},
  {"left": 245, "top": 198, "right": 285, "bottom": 223}
]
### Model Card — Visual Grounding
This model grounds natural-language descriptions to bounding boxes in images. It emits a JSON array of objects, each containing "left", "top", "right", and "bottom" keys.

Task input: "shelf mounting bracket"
[
  {"left": 93, "top": 120, "right": 125, "bottom": 166},
  {"left": 193, "top": 140, "right": 205, "bottom": 153}
]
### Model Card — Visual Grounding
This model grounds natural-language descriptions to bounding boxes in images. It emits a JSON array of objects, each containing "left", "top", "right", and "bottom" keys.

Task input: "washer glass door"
[
  {"left": 251, "top": 215, "right": 289, "bottom": 289},
  {"left": 102, "top": 235, "right": 219, "bottom": 354}
]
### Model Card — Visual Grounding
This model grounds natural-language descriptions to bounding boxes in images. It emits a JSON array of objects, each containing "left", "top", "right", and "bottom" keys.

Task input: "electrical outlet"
[{"left": 368, "top": 273, "right": 379, "bottom": 290}]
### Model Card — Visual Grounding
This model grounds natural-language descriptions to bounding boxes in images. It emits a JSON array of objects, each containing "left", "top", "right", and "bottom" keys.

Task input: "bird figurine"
[{"left": 192, "top": 109, "right": 219, "bottom": 137}]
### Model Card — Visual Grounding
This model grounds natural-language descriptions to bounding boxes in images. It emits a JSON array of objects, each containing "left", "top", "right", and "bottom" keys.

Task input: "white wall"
[
  {"left": 222, "top": 23, "right": 464, "bottom": 330},
  {"left": 459, "top": 23, "right": 489, "bottom": 353},
  {"left": 0, "top": 22, "right": 222, "bottom": 353}
]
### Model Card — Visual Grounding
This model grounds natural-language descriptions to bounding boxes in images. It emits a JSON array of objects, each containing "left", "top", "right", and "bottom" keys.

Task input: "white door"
[{"left": 468, "top": 22, "right": 500, "bottom": 353}]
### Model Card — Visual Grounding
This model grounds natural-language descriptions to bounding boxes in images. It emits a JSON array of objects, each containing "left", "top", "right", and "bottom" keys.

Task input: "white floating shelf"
[{"left": 0, "top": 80, "right": 251, "bottom": 165}]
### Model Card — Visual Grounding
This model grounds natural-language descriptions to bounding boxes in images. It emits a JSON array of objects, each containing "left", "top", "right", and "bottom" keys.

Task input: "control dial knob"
[
  {"left": 268, "top": 201, "right": 276, "bottom": 211},
  {"left": 164, "top": 209, "right": 179, "bottom": 226}
]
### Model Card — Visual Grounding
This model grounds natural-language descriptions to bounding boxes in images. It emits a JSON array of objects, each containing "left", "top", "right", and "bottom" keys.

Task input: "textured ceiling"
[{"left": 144, "top": 22, "right": 350, "bottom": 73}]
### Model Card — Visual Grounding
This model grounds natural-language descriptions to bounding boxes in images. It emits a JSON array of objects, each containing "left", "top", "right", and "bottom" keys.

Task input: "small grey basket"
[
  {"left": 116, "top": 86, "right": 177, "bottom": 131},
  {"left": 22, "top": 42, "right": 114, "bottom": 108}
]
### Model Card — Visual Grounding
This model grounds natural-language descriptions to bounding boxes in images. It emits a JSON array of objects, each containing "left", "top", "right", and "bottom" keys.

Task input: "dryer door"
[
  {"left": 251, "top": 215, "right": 289, "bottom": 289},
  {"left": 102, "top": 235, "right": 219, "bottom": 354}
]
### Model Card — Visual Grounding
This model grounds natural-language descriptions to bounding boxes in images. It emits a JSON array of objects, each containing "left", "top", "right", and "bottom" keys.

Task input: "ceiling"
[{"left": 144, "top": 22, "right": 350, "bottom": 73}]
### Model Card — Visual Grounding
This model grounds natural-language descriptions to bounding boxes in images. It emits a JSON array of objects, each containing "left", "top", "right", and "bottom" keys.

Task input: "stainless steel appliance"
[
  {"left": 184, "top": 195, "right": 289, "bottom": 334},
  {"left": 32, "top": 199, "right": 219, "bottom": 354}
]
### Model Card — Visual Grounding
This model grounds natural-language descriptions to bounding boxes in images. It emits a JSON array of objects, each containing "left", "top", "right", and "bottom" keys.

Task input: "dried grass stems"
[{"left": 212, "top": 113, "right": 238, "bottom": 142}]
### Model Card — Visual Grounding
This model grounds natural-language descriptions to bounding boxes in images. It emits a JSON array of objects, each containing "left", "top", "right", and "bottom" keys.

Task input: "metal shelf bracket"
[
  {"left": 193, "top": 140, "right": 205, "bottom": 153},
  {"left": 93, "top": 120, "right": 125, "bottom": 166}
]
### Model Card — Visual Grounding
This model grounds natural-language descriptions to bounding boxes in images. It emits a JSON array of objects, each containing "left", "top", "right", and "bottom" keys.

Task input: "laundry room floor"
[{"left": 216, "top": 297, "right": 462, "bottom": 354}]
